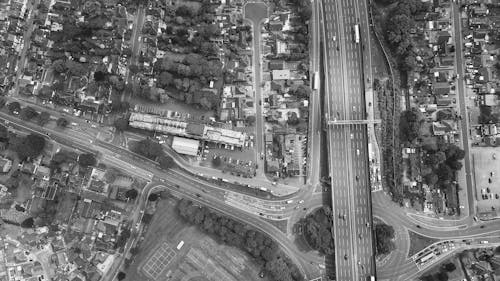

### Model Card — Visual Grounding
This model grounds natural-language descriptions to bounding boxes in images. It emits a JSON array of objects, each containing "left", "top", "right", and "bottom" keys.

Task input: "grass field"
[
  {"left": 124, "top": 198, "right": 268, "bottom": 281},
  {"left": 408, "top": 231, "right": 438, "bottom": 257}
]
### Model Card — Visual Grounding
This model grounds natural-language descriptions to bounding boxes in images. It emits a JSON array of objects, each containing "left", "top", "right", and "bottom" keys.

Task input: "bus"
[
  {"left": 313, "top": 71, "right": 320, "bottom": 90},
  {"left": 176, "top": 241, "right": 185, "bottom": 250},
  {"left": 354, "top": 24, "right": 360, "bottom": 44}
]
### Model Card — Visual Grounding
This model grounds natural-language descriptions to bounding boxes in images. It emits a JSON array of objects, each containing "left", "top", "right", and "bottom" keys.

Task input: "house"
[
  {"left": 433, "top": 82, "right": 451, "bottom": 96},
  {"left": 432, "top": 120, "right": 457, "bottom": 136},
  {"left": 268, "top": 60, "right": 284, "bottom": 70},
  {"left": 272, "top": 70, "right": 290, "bottom": 80},
  {"left": 35, "top": 165, "right": 50, "bottom": 181},
  {"left": 0, "top": 157, "right": 11, "bottom": 173}
]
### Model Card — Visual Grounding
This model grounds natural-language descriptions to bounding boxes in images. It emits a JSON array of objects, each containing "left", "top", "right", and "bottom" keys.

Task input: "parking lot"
[
  {"left": 199, "top": 141, "right": 257, "bottom": 177},
  {"left": 472, "top": 147, "right": 500, "bottom": 216}
]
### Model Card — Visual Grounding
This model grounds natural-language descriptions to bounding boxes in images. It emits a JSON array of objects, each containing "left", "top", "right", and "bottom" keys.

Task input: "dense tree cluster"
[
  {"left": 56, "top": 117, "right": 68, "bottom": 128},
  {"left": 125, "top": 189, "right": 138, "bottom": 200},
  {"left": 177, "top": 199, "right": 303, "bottom": 281},
  {"left": 399, "top": 108, "right": 422, "bottom": 143},
  {"left": 130, "top": 138, "right": 176, "bottom": 170},
  {"left": 374, "top": 223, "right": 395, "bottom": 255},
  {"left": 114, "top": 228, "right": 131, "bottom": 249},
  {"left": 20, "top": 106, "right": 39, "bottom": 121},
  {"left": 420, "top": 263, "right": 456, "bottom": 281},
  {"left": 299, "top": 207, "right": 334, "bottom": 255},
  {"left": 422, "top": 143, "right": 465, "bottom": 187},
  {"left": 478, "top": 105, "right": 500, "bottom": 124},
  {"left": 10, "top": 134, "right": 46, "bottom": 161},
  {"left": 153, "top": 55, "right": 222, "bottom": 110},
  {"left": 78, "top": 153, "right": 97, "bottom": 167},
  {"left": 130, "top": 139, "right": 163, "bottom": 160},
  {"left": 385, "top": 0, "right": 429, "bottom": 71}
]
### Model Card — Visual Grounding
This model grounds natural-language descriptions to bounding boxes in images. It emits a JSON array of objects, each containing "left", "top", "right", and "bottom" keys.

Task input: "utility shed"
[{"left": 171, "top": 137, "right": 200, "bottom": 156}]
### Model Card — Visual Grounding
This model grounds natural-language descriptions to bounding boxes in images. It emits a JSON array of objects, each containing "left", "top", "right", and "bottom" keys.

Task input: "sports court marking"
[{"left": 142, "top": 242, "right": 176, "bottom": 280}]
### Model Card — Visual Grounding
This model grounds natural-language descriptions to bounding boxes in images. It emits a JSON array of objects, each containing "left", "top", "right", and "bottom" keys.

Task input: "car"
[
  {"left": 350, "top": 133, "right": 354, "bottom": 139},
  {"left": 355, "top": 175, "right": 359, "bottom": 181},
  {"left": 356, "top": 149, "right": 360, "bottom": 156},
  {"left": 344, "top": 254, "right": 348, "bottom": 260},
  {"left": 298, "top": 200, "right": 304, "bottom": 204},
  {"left": 416, "top": 225, "right": 421, "bottom": 228}
]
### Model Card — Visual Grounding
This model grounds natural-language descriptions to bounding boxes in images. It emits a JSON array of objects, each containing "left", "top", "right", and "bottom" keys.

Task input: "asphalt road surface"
[{"left": 322, "top": 0, "right": 375, "bottom": 279}]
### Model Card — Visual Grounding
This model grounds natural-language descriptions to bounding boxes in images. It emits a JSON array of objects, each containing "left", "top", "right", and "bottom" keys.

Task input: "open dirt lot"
[
  {"left": 472, "top": 147, "right": 500, "bottom": 215},
  {"left": 124, "top": 198, "right": 267, "bottom": 281}
]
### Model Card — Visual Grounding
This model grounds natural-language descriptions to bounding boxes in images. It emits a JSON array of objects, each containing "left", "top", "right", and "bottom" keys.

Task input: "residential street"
[{"left": 452, "top": 2, "right": 475, "bottom": 217}]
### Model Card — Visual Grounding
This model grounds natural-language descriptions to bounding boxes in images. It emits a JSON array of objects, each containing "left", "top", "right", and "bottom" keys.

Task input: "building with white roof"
[{"left": 171, "top": 137, "right": 200, "bottom": 156}]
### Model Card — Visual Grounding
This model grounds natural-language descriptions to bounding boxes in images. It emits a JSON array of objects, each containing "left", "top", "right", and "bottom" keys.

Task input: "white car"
[{"left": 356, "top": 149, "right": 360, "bottom": 156}]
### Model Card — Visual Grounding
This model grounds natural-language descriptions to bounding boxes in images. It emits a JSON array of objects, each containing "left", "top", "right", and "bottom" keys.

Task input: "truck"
[
  {"left": 353, "top": 24, "right": 360, "bottom": 44},
  {"left": 313, "top": 71, "right": 320, "bottom": 90},
  {"left": 177, "top": 241, "right": 185, "bottom": 250},
  {"left": 286, "top": 200, "right": 294, "bottom": 204}
]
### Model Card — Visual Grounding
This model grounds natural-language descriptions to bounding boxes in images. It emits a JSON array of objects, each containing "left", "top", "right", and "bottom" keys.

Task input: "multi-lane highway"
[{"left": 322, "top": 0, "right": 375, "bottom": 279}]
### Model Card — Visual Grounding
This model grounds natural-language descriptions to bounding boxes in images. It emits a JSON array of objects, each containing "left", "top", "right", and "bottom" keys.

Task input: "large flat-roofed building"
[
  {"left": 172, "top": 137, "right": 200, "bottom": 156},
  {"left": 128, "top": 113, "right": 247, "bottom": 147}
]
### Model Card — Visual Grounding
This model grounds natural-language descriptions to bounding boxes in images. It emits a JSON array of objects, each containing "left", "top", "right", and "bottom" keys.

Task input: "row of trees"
[
  {"left": 4, "top": 101, "right": 69, "bottom": 129},
  {"left": 299, "top": 206, "right": 334, "bottom": 255},
  {"left": 420, "top": 262, "right": 456, "bottom": 281},
  {"left": 177, "top": 199, "right": 304, "bottom": 281},
  {"left": 130, "top": 138, "right": 175, "bottom": 170}
]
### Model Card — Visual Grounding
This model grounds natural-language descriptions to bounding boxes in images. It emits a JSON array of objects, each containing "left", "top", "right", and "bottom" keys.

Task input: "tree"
[
  {"left": 158, "top": 71, "right": 173, "bottom": 87},
  {"left": 94, "top": 71, "right": 106, "bottom": 82},
  {"left": 21, "top": 217, "right": 34, "bottom": 228},
  {"left": 142, "top": 213, "right": 153, "bottom": 224},
  {"left": 116, "top": 271, "right": 127, "bottom": 281},
  {"left": 6, "top": 102, "right": 21, "bottom": 114},
  {"left": 300, "top": 207, "right": 335, "bottom": 255},
  {"left": 129, "top": 64, "right": 140, "bottom": 75},
  {"left": 12, "top": 134, "right": 46, "bottom": 161},
  {"left": 424, "top": 151, "right": 446, "bottom": 167},
  {"left": 175, "top": 5, "right": 193, "bottom": 17},
  {"left": 38, "top": 112, "right": 51, "bottom": 126},
  {"left": 437, "top": 163, "right": 453, "bottom": 182},
  {"left": 148, "top": 193, "right": 159, "bottom": 201},
  {"left": 65, "top": 60, "right": 87, "bottom": 77},
  {"left": 375, "top": 223, "right": 396, "bottom": 255},
  {"left": 442, "top": 262, "right": 456, "bottom": 272},
  {"left": 0, "top": 124, "right": 8, "bottom": 141},
  {"left": 104, "top": 168, "right": 120, "bottom": 183},
  {"left": 212, "top": 157, "right": 222, "bottom": 167},
  {"left": 158, "top": 155, "right": 175, "bottom": 169},
  {"left": 399, "top": 108, "right": 421, "bottom": 143},
  {"left": 287, "top": 112, "right": 300, "bottom": 125},
  {"left": 125, "top": 189, "right": 138, "bottom": 200},
  {"left": 131, "top": 139, "right": 163, "bottom": 160},
  {"left": 52, "top": 59, "right": 67, "bottom": 73},
  {"left": 20, "top": 106, "right": 39, "bottom": 121},
  {"left": 424, "top": 173, "right": 439, "bottom": 186},
  {"left": 78, "top": 153, "right": 97, "bottom": 167},
  {"left": 114, "top": 118, "right": 129, "bottom": 131},
  {"left": 56, "top": 117, "right": 68, "bottom": 128}
]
